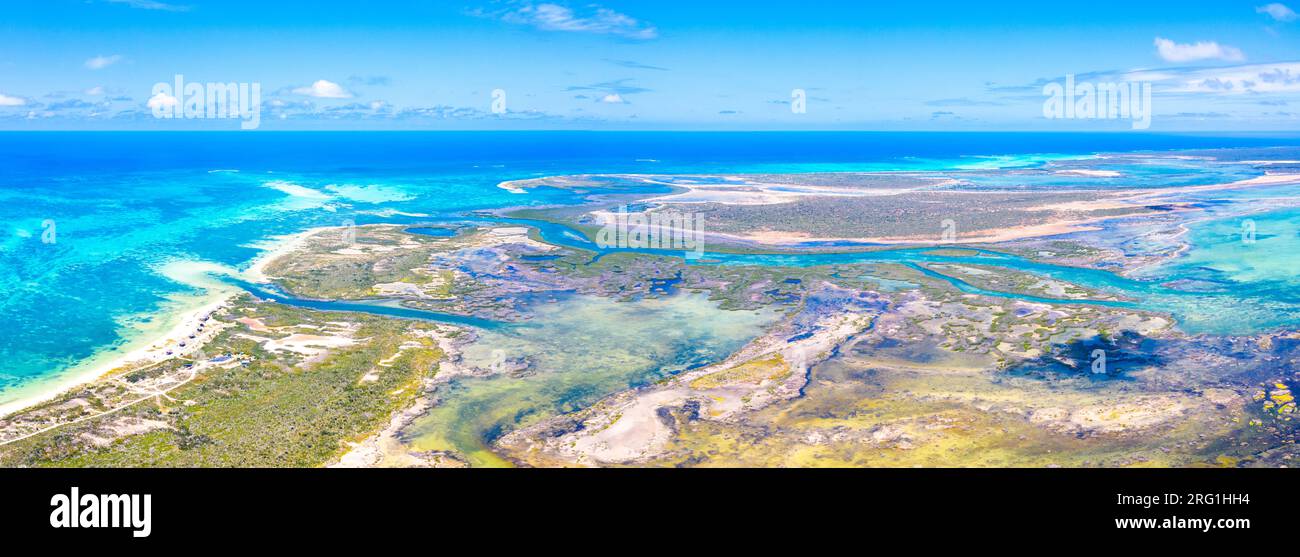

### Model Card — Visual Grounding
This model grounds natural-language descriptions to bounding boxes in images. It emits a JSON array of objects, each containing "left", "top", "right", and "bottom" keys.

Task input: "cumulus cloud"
[
  {"left": 1258, "top": 3, "right": 1298, "bottom": 21},
  {"left": 1154, "top": 38, "right": 1245, "bottom": 63},
  {"left": 1037, "top": 62, "right": 1300, "bottom": 97},
  {"left": 599, "top": 93, "right": 626, "bottom": 104},
  {"left": 84, "top": 54, "right": 124, "bottom": 70},
  {"left": 146, "top": 91, "right": 178, "bottom": 110},
  {"left": 1145, "top": 62, "right": 1300, "bottom": 94},
  {"left": 291, "top": 80, "right": 353, "bottom": 99},
  {"left": 987, "top": 61, "right": 1300, "bottom": 123},
  {"left": 85, "top": 86, "right": 105, "bottom": 96},
  {"left": 0, "top": 93, "right": 27, "bottom": 107},
  {"left": 485, "top": 3, "right": 658, "bottom": 40}
]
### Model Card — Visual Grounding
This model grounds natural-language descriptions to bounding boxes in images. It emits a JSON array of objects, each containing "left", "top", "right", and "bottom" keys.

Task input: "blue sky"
[{"left": 1, "top": 0, "right": 1298, "bottom": 130}]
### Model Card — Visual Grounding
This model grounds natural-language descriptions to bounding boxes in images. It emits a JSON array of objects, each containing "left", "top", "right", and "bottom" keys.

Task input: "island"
[{"left": 3, "top": 148, "right": 1298, "bottom": 468}]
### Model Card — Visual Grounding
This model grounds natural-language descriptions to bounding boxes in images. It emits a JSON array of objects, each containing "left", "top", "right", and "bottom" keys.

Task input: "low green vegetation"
[
  {"left": 0, "top": 296, "right": 445, "bottom": 467},
  {"left": 265, "top": 225, "right": 456, "bottom": 300}
]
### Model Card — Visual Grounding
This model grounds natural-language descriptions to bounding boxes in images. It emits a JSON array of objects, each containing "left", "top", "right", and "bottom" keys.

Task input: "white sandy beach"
[
  {"left": 0, "top": 227, "right": 325, "bottom": 419},
  {"left": 0, "top": 293, "right": 229, "bottom": 419}
]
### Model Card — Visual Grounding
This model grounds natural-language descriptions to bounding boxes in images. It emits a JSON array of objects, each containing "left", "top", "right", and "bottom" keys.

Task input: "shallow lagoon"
[
  {"left": 6, "top": 132, "right": 1300, "bottom": 449},
  {"left": 1132, "top": 206, "right": 1300, "bottom": 333},
  {"left": 403, "top": 291, "right": 781, "bottom": 467}
]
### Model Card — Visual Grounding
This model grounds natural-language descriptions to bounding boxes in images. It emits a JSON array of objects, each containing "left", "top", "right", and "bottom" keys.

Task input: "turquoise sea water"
[{"left": 3, "top": 131, "right": 1300, "bottom": 409}]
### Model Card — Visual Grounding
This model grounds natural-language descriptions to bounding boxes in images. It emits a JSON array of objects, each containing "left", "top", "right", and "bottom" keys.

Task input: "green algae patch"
[{"left": 690, "top": 354, "right": 789, "bottom": 390}]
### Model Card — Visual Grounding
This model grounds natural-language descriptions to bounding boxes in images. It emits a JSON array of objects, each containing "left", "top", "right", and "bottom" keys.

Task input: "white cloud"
[
  {"left": 146, "top": 91, "right": 178, "bottom": 110},
  {"left": 1258, "top": 3, "right": 1298, "bottom": 21},
  {"left": 599, "top": 93, "right": 626, "bottom": 104},
  {"left": 85, "top": 86, "right": 105, "bottom": 96},
  {"left": 495, "top": 3, "right": 657, "bottom": 40},
  {"left": 1154, "top": 38, "right": 1245, "bottom": 63},
  {"left": 84, "top": 54, "right": 124, "bottom": 70},
  {"left": 0, "top": 93, "right": 26, "bottom": 107},
  {"left": 292, "top": 80, "right": 353, "bottom": 99},
  {"left": 1124, "top": 61, "right": 1300, "bottom": 95}
]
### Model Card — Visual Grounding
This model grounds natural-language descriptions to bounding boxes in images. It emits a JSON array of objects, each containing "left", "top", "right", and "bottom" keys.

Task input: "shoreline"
[
  {"left": 0, "top": 295, "right": 231, "bottom": 420},
  {"left": 4, "top": 169, "right": 1297, "bottom": 421},
  {"left": 0, "top": 227, "right": 325, "bottom": 420}
]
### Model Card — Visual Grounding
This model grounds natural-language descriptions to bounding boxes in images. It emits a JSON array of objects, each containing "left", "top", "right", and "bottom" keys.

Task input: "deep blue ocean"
[{"left": 4, "top": 131, "right": 1300, "bottom": 408}]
